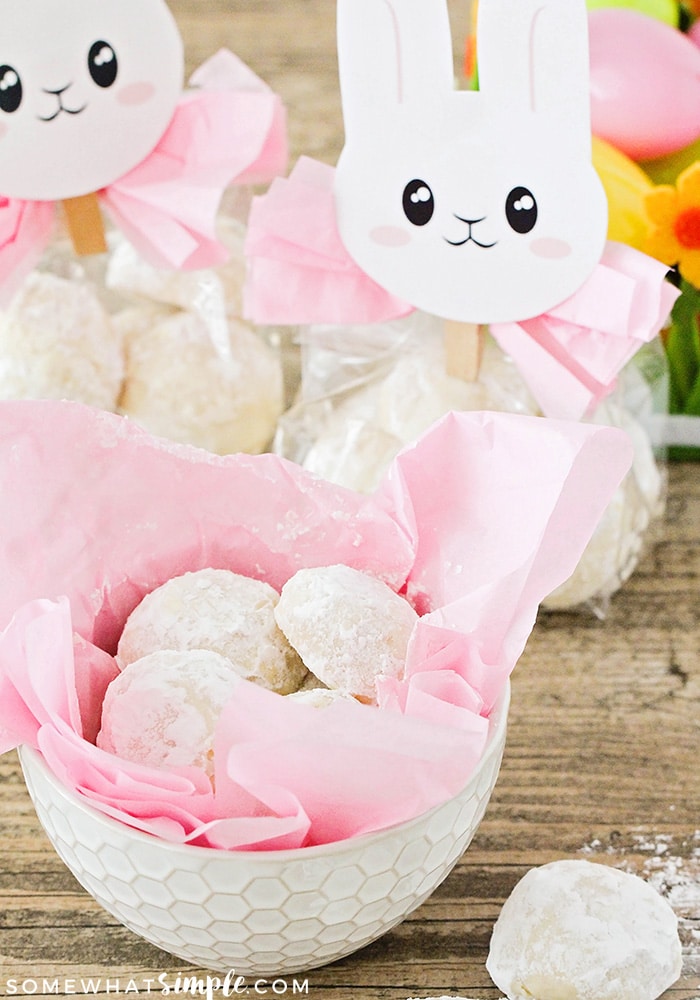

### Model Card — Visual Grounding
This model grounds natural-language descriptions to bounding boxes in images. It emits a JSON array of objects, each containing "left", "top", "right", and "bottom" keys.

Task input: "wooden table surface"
[{"left": 2, "top": 2, "right": 700, "bottom": 998}]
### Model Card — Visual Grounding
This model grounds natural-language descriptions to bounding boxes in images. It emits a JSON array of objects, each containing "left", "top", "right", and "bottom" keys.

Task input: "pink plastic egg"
[{"left": 589, "top": 8, "right": 700, "bottom": 160}]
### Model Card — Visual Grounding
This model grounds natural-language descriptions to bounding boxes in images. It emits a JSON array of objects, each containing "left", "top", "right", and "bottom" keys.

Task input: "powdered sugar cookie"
[
  {"left": 0, "top": 271, "right": 124, "bottom": 410},
  {"left": 107, "top": 217, "right": 249, "bottom": 320},
  {"left": 486, "top": 859, "right": 682, "bottom": 1000},
  {"left": 274, "top": 564, "right": 418, "bottom": 702},
  {"left": 116, "top": 307, "right": 283, "bottom": 455},
  {"left": 286, "top": 687, "right": 355, "bottom": 709},
  {"left": 118, "top": 568, "right": 307, "bottom": 695},
  {"left": 97, "top": 648, "right": 240, "bottom": 780}
]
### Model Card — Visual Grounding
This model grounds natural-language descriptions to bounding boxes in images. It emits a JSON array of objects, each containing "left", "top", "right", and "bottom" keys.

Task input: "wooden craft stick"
[
  {"left": 61, "top": 192, "right": 108, "bottom": 256},
  {"left": 444, "top": 319, "right": 484, "bottom": 382}
]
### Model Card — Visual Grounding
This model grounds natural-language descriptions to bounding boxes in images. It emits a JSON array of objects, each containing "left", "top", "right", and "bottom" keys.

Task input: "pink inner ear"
[
  {"left": 530, "top": 237, "right": 572, "bottom": 259},
  {"left": 370, "top": 225, "right": 411, "bottom": 247},
  {"left": 117, "top": 81, "right": 156, "bottom": 106}
]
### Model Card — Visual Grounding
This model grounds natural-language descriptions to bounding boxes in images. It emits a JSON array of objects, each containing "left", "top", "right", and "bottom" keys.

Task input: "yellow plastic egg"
[{"left": 592, "top": 135, "right": 654, "bottom": 250}]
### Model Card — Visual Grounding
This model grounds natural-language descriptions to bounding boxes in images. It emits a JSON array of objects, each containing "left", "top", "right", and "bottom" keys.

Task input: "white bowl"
[{"left": 19, "top": 685, "right": 508, "bottom": 976}]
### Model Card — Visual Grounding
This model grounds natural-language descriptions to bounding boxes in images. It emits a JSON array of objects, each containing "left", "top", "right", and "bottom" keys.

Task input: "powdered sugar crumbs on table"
[{"left": 581, "top": 829, "right": 700, "bottom": 979}]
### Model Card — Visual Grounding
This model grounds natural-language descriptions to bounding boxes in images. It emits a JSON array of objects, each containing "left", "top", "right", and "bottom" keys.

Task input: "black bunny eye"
[
  {"left": 88, "top": 41, "right": 118, "bottom": 88},
  {"left": 506, "top": 186, "right": 538, "bottom": 234},
  {"left": 403, "top": 179, "right": 434, "bottom": 226},
  {"left": 0, "top": 65, "right": 22, "bottom": 113}
]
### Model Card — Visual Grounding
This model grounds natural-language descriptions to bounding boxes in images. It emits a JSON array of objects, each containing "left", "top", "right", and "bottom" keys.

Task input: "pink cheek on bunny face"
[
  {"left": 370, "top": 225, "right": 412, "bottom": 248},
  {"left": 0, "top": 122, "right": 7, "bottom": 140},
  {"left": 529, "top": 237, "right": 572, "bottom": 259},
  {"left": 116, "top": 82, "right": 156, "bottom": 106}
]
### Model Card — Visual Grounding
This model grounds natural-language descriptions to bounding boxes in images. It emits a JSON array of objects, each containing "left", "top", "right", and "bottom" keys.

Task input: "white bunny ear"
[
  {"left": 476, "top": 0, "right": 592, "bottom": 157},
  {"left": 337, "top": 0, "right": 454, "bottom": 141}
]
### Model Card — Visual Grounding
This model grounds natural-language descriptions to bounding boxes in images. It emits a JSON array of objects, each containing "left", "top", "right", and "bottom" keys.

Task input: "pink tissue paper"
[{"left": 0, "top": 401, "right": 632, "bottom": 849}]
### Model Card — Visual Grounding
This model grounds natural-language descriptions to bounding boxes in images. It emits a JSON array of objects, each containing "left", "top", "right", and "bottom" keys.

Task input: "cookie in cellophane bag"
[
  {"left": 274, "top": 311, "right": 668, "bottom": 616},
  {"left": 243, "top": 0, "right": 677, "bottom": 610},
  {"left": 0, "top": 0, "right": 289, "bottom": 455}
]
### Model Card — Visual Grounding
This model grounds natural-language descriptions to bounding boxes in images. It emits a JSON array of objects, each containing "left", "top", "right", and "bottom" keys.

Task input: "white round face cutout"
[
  {"left": 334, "top": 0, "right": 609, "bottom": 324},
  {"left": 335, "top": 100, "right": 609, "bottom": 324},
  {"left": 0, "top": 0, "right": 184, "bottom": 201}
]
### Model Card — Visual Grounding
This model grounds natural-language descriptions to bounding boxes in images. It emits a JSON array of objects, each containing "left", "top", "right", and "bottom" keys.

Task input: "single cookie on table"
[
  {"left": 97, "top": 648, "right": 240, "bottom": 780},
  {"left": 274, "top": 564, "right": 418, "bottom": 702},
  {"left": 0, "top": 271, "right": 124, "bottom": 410},
  {"left": 486, "top": 859, "right": 682, "bottom": 1000},
  {"left": 114, "top": 306, "right": 283, "bottom": 455},
  {"left": 118, "top": 569, "right": 307, "bottom": 695}
]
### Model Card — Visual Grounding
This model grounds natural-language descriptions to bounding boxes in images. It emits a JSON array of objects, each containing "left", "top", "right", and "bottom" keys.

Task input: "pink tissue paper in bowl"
[{"left": 0, "top": 401, "right": 632, "bottom": 851}]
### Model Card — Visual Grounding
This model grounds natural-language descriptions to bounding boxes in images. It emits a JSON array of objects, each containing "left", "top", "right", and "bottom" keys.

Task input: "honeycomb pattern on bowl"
[{"left": 18, "top": 689, "right": 508, "bottom": 977}]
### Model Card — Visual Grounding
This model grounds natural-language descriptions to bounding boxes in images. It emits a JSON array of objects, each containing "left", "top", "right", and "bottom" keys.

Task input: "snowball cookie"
[
  {"left": 0, "top": 271, "right": 124, "bottom": 410},
  {"left": 287, "top": 687, "right": 356, "bottom": 709},
  {"left": 107, "top": 217, "right": 248, "bottom": 321},
  {"left": 274, "top": 564, "right": 418, "bottom": 702},
  {"left": 97, "top": 649, "right": 240, "bottom": 779},
  {"left": 287, "top": 336, "right": 538, "bottom": 496},
  {"left": 117, "top": 569, "right": 307, "bottom": 695},
  {"left": 116, "top": 308, "right": 283, "bottom": 455},
  {"left": 303, "top": 417, "right": 402, "bottom": 494},
  {"left": 486, "top": 859, "right": 682, "bottom": 1000},
  {"left": 543, "top": 402, "right": 662, "bottom": 611}
]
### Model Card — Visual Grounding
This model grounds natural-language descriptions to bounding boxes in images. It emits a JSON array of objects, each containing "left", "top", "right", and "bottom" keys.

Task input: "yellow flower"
[{"left": 645, "top": 161, "right": 700, "bottom": 287}]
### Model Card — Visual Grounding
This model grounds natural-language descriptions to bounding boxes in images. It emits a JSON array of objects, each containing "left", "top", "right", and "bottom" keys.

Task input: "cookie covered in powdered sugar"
[
  {"left": 0, "top": 271, "right": 124, "bottom": 410},
  {"left": 286, "top": 687, "right": 356, "bottom": 709},
  {"left": 115, "top": 307, "right": 283, "bottom": 455},
  {"left": 117, "top": 568, "right": 307, "bottom": 695},
  {"left": 97, "top": 648, "right": 240, "bottom": 780},
  {"left": 274, "top": 564, "right": 418, "bottom": 702},
  {"left": 486, "top": 859, "right": 682, "bottom": 1000}
]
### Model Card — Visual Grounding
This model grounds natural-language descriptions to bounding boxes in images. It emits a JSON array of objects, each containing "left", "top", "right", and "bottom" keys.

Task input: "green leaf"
[{"left": 664, "top": 280, "right": 700, "bottom": 410}]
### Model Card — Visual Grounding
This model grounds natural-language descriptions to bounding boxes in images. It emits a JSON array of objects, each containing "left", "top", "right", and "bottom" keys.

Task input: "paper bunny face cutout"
[
  {"left": 0, "top": 0, "right": 183, "bottom": 201},
  {"left": 334, "top": 0, "right": 609, "bottom": 324}
]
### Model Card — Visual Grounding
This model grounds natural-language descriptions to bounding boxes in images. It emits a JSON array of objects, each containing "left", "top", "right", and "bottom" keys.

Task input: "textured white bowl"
[{"left": 19, "top": 685, "right": 508, "bottom": 976}]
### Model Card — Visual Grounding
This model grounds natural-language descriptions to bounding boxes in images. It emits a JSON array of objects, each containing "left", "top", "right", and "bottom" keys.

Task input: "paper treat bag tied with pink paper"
[
  {"left": 244, "top": 0, "right": 678, "bottom": 419},
  {"left": 0, "top": 400, "right": 631, "bottom": 851},
  {"left": 0, "top": 0, "right": 290, "bottom": 461},
  {"left": 245, "top": 0, "right": 678, "bottom": 616}
]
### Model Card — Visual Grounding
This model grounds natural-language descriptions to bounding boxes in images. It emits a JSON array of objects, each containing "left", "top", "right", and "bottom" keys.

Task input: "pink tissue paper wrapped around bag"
[
  {"left": 0, "top": 49, "right": 288, "bottom": 301},
  {"left": 243, "top": 157, "right": 678, "bottom": 420},
  {"left": 0, "top": 400, "right": 632, "bottom": 850}
]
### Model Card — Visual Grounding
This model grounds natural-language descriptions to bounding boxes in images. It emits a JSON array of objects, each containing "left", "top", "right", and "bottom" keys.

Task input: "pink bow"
[
  {"left": 490, "top": 242, "right": 680, "bottom": 419},
  {"left": 0, "top": 50, "right": 288, "bottom": 304},
  {"left": 244, "top": 156, "right": 678, "bottom": 420}
]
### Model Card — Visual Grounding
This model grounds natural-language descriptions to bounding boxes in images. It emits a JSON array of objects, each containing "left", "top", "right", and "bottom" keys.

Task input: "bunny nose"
[
  {"left": 43, "top": 83, "right": 71, "bottom": 96},
  {"left": 454, "top": 213, "right": 486, "bottom": 226}
]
